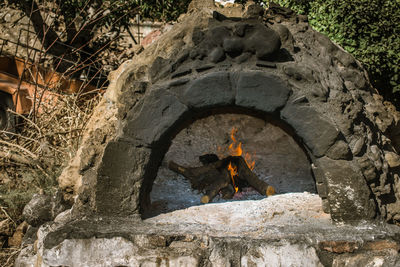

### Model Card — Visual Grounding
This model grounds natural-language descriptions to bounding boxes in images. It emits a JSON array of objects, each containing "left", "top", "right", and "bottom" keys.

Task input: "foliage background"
[{"left": 258, "top": 0, "right": 400, "bottom": 105}]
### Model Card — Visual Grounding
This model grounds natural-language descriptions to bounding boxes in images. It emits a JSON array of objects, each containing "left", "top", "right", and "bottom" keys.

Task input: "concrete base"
[{"left": 16, "top": 194, "right": 400, "bottom": 267}]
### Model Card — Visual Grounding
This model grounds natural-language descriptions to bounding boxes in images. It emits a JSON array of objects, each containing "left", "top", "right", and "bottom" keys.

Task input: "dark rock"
[
  {"left": 192, "top": 27, "right": 205, "bottom": 45},
  {"left": 171, "top": 68, "right": 192, "bottom": 79},
  {"left": 256, "top": 61, "right": 277, "bottom": 68},
  {"left": 170, "top": 78, "right": 190, "bottom": 87},
  {"left": 243, "top": 3, "right": 264, "bottom": 18},
  {"left": 284, "top": 65, "right": 302, "bottom": 80},
  {"left": 235, "top": 52, "right": 252, "bottom": 63},
  {"left": 315, "top": 33, "right": 338, "bottom": 54},
  {"left": 22, "top": 191, "right": 69, "bottom": 227},
  {"left": 326, "top": 140, "right": 352, "bottom": 160},
  {"left": 316, "top": 157, "right": 377, "bottom": 222},
  {"left": 124, "top": 89, "right": 188, "bottom": 145},
  {"left": 281, "top": 103, "right": 339, "bottom": 157},
  {"left": 209, "top": 47, "right": 226, "bottom": 63},
  {"left": 269, "top": 24, "right": 294, "bottom": 51},
  {"left": 190, "top": 48, "right": 207, "bottom": 60},
  {"left": 223, "top": 37, "right": 244, "bottom": 57},
  {"left": 183, "top": 72, "right": 234, "bottom": 108},
  {"left": 234, "top": 23, "right": 248, "bottom": 37},
  {"left": 244, "top": 26, "right": 281, "bottom": 60},
  {"left": 209, "top": 26, "right": 231, "bottom": 47},
  {"left": 284, "top": 64, "right": 314, "bottom": 82},
  {"left": 195, "top": 64, "right": 215, "bottom": 73},
  {"left": 334, "top": 49, "right": 356, "bottom": 67},
  {"left": 236, "top": 71, "right": 290, "bottom": 113},
  {"left": 171, "top": 50, "right": 190, "bottom": 72},
  {"left": 212, "top": 11, "right": 228, "bottom": 21},
  {"left": 96, "top": 141, "right": 151, "bottom": 215},
  {"left": 149, "top": 56, "right": 171, "bottom": 83},
  {"left": 340, "top": 69, "right": 367, "bottom": 90}
]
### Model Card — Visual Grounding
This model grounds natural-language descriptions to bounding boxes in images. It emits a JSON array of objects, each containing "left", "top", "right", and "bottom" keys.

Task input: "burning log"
[
  {"left": 168, "top": 159, "right": 228, "bottom": 190},
  {"left": 201, "top": 168, "right": 231, "bottom": 204},
  {"left": 168, "top": 154, "right": 275, "bottom": 204},
  {"left": 220, "top": 184, "right": 235, "bottom": 199},
  {"left": 231, "top": 156, "right": 275, "bottom": 196}
]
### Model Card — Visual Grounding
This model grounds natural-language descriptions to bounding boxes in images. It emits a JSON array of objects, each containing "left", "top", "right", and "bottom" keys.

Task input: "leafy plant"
[{"left": 273, "top": 0, "right": 400, "bottom": 104}]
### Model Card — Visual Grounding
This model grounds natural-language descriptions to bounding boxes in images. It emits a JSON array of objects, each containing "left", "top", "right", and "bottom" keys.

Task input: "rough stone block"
[
  {"left": 183, "top": 71, "right": 234, "bottom": 108},
  {"left": 281, "top": 103, "right": 339, "bottom": 157},
  {"left": 236, "top": 71, "right": 290, "bottom": 113},
  {"left": 96, "top": 140, "right": 151, "bottom": 215},
  {"left": 315, "top": 157, "right": 377, "bottom": 222},
  {"left": 124, "top": 89, "right": 188, "bottom": 145},
  {"left": 244, "top": 26, "right": 281, "bottom": 60}
]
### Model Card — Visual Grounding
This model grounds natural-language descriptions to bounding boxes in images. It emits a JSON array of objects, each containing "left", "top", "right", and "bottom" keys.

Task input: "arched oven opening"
[{"left": 140, "top": 107, "right": 318, "bottom": 218}]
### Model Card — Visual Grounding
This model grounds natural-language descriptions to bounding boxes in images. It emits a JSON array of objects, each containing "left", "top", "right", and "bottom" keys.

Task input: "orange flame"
[
  {"left": 227, "top": 162, "right": 239, "bottom": 193},
  {"left": 223, "top": 127, "right": 257, "bottom": 194},
  {"left": 228, "top": 127, "right": 242, "bottom": 156},
  {"left": 228, "top": 127, "right": 255, "bottom": 170}
]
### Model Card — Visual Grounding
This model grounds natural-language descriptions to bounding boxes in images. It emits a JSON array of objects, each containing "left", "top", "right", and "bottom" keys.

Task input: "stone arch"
[{"left": 95, "top": 70, "right": 377, "bottom": 223}]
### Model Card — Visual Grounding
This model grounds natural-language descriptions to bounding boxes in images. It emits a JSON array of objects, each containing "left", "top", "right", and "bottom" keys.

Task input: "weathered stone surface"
[
  {"left": 236, "top": 71, "right": 290, "bottom": 112},
  {"left": 96, "top": 141, "right": 151, "bottom": 215},
  {"left": 22, "top": 192, "right": 69, "bottom": 227},
  {"left": 316, "top": 157, "right": 377, "bottom": 222},
  {"left": 16, "top": 201, "right": 400, "bottom": 267},
  {"left": 326, "top": 140, "right": 352, "bottom": 160},
  {"left": 319, "top": 240, "right": 359, "bottom": 253},
  {"left": 241, "top": 243, "right": 322, "bottom": 266},
  {"left": 209, "top": 46, "right": 226, "bottom": 63},
  {"left": 332, "top": 253, "right": 400, "bottom": 267},
  {"left": 124, "top": 89, "right": 188, "bottom": 145},
  {"left": 223, "top": 37, "right": 244, "bottom": 57},
  {"left": 183, "top": 71, "right": 234, "bottom": 108},
  {"left": 385, "top": 151, "right": 400, "bottom": 168},
  {"left": 244, "top": 26, "right": 281, "bottom": 60},
  {"left": 281, "top": 103, "right": 339, "bottom": 157},
  {"left": 22, "top": 194, "right": 52, "bottom": 227}
]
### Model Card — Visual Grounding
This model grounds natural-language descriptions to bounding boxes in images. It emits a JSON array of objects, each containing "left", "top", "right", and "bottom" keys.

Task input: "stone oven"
[{"left": 17, "top": 1, "right": 400, "bottom": 266}]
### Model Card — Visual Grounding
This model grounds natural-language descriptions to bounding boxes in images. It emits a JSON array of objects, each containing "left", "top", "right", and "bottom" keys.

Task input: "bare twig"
[
  {"left": 0, "top": 140, "right": 38, "bottom": 160},
  {"left": 0, "top": 151, "right": 36, "bottom": 166}
]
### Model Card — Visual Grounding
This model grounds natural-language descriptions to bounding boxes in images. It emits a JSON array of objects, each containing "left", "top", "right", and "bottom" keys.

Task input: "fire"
[
  {"left": 228, "top": 127, "right": 242, "bottom": 156},
  {"left": 227, "top": 162, "right": 239, "bottom": 193},
  {"left": 228, "top": 127, "right": 255, "bottom": 170},
  {"left": 225, "top": 127, "right": 256, "bottom": 194}
]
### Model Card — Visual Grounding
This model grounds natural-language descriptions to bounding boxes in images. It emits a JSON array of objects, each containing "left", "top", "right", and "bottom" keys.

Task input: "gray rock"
[
  {"left": 183, "top": 72, "right": 234, "bottom": 108},
  {"left": 124, "top": 89, "right": 188, "bottom": 145},
  {"left": 281, "top": 103, "right": 339, "bottom": 157},
  {"left": 236, "top": 71, "right": 290, "bottom": 113},
  {"left": 223, "top": 37, "right": 244, "bottom": 57},
  {"left": 326, "top": 140, "right": 352, "bottom": 160},
  {"left": 316, "top": 157, "right": 377, "bottom": 222},
  {"left": 209, "top": 46, "right": 226, "bottom": 63},
  {"left": 22, "top": 191, "right": 69, "bottom": 227},
  {"left": 22, "top": 194, "right": 52, "bottom": 227},
  {"left": 244, "top": 26, "right": 281, "bottom": 60}
]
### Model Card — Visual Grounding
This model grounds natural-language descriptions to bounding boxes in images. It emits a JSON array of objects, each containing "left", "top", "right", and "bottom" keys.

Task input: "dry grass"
[{"left": 0, "top": 92, "right": 102, "bottom": 265}]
